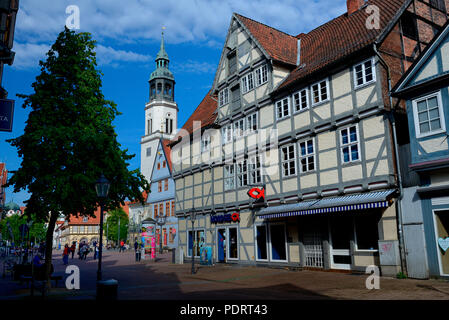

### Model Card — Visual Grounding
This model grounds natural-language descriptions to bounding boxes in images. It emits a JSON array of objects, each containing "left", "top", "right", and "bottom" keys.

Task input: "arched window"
[
  {"left": 164, "top": 84, "right": 171, "bottom": 96},
  {"left": 150, "top": 84, "right": 156, "bottom": 98},
  {"left": 157, "top": 83, "right": 162, "bottom": 94}
]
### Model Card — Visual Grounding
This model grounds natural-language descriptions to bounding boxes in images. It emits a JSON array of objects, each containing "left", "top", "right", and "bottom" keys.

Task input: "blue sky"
[{"left": 1, "top": 0, "right": 348, "bottom": 206}]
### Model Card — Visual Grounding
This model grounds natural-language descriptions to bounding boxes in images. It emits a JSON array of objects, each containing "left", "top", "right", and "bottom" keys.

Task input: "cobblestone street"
[{"left": 2, "top": 250, "right": 449, "bottom": 300}]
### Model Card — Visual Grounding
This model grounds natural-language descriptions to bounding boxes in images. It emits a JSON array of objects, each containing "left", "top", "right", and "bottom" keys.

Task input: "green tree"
[
  {"left": 105, "top": 207, "right": 129, "bottom": 245},
  {"left": 0, "top": 213, "right": 47, "bottom": 244},
  {"left": 5, "top": 28, "right": 149, "bottom": 288}
]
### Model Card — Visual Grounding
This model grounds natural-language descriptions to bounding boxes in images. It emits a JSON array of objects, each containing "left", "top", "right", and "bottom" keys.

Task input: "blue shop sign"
[
  {"left": 0, "top": 99, "right": 14, "bottom": 132},
  {"left": 210, "top": 213, "right": 240, "bottom": 224}
]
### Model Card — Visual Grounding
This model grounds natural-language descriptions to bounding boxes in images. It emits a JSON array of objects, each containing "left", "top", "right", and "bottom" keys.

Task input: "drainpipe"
[{"left": 373, "top": 44, "right": 407, "bottom": 276}]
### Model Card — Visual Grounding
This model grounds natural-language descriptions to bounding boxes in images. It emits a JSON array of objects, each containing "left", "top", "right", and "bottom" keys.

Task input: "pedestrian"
[
  {"left": 62, "top": 244, "right": 69, "bottom": 265},
  {"left": 78, "top": 242, "right": 84, "bottom": 260},
  {"left": 134, "top": 240, "right": 139, "bottom": 262},
  {"left": 120, "top": 240, "right": 125, "bottom": 252},
  {"left": 70, "top": 242, "right": 76, "bottom": 259}
]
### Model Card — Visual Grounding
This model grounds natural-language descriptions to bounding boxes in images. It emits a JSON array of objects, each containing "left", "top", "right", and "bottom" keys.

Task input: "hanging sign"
[
  {"left": 210, "top": 213, "right": 240, "bottom": 224},
  {"left": 0, "top": 99, "right": 14, "bottom": 132},
  {"left": 248, "top": 187, "right": 265, "bottom": 200},
  {"left": 438, "top": 237, "right": 449, "bottom": 252}
]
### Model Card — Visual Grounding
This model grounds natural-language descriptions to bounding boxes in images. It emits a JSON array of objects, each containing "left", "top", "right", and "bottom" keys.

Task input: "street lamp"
[
  {"left": 156, "top": 214, "right": 167, "bottom": 254},
  {"left": 189, "top": 207, "right": 196, "bottom": 274},
  {"left": 95, "top": 174, "right": 110, "bottom": 281}
]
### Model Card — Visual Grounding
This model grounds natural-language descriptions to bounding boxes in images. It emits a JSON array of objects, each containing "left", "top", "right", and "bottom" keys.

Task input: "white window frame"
[
  {"left": 299, "top": 138, "right": 316, "bottom": 173},
  {"left": 246, "top": 112, "right": 258, "bottom": 133},
  {"left": 293, "top": 88, "right": 309, "bottom": 113},
  {"left": 281, "top": 144, "right": 297, "bottom": 177},
  {"left": 340, "top": 124, "right": 361, "bottom": 164},
  {"left": 249, "top": 155, "right": 262, "bottom": 185},
  {"left": 254, "top": 223, "right": 269, "bottom": 262},
  {"left": 354, "top": 58, "right": 376, "bottom": 88},
  {"left": 241, "top": 72, "right": 254, "bottom": 94},
  {"left": 236, "top": 159, "right": 248, "bottom": 188},
  {"left": 224, "top": 164, "right": 235, "bottom": 191},
  {"left": 311, "top": 79, "right": 330, "bottom": 106},
  {"left": 276, "top": 97, "right": 290, "bottom": 120},
  {"left": 233, "top": 118, "right": 245, "bottom": 140},
  {"left": 222, "top": 124, "right": 233, "bottom": 145},
  {"left": 219, "top": 88, "right": 229, "bottom": 107},
  {"left": 255, "top": 64, "right": 268, "bottom": 87},
  {"left": 412, "top": 91, "right": 446, "bottom": 138}
]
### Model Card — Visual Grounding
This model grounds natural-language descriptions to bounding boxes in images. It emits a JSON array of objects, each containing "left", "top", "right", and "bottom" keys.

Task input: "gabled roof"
[
  {"left": 170, "top": 90, "right": 217, "bottom": 146},
  {"left": 276, "top": 0, "right": 408, "bottom": 92},
  {"left": 392, "top": 20, "right": 449, "bottom": 96},
  {"left": 234, "top": 13, "right": 298, "bottom": 66}
]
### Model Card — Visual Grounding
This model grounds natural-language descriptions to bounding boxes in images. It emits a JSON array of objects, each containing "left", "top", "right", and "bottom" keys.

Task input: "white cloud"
[
  {"left": 95, "top": 45, "right": 152, "bottom": 66},
  {"left": 12, "top": 42, "right": 51, "bottom": 70},
  {"left": 172, "top": 60, "right": 217, "bottom": 74}
]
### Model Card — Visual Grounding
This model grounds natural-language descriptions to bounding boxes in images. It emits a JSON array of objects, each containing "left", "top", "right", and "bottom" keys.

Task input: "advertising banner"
[{"left": 0, "top": 99, "right": 14, "bottom": 132}]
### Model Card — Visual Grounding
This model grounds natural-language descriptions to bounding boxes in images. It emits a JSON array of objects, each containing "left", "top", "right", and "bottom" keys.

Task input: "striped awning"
[{"left": 257, "top": 190, "right": 396, "bottom": 219}]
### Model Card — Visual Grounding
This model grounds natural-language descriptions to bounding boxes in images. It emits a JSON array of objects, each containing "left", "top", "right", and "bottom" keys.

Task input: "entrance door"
[
  {"left": 329, "top": 216, "right": 353, "bottom": 270},
  {"left": 304, "top": 231, "right": 324, "bottom": 268},
  {"left": 434, "top": 210, "right": 449, "bottom": 276},
  {"left": 217, "top": 228, "right": 226, "bottom": 262}
]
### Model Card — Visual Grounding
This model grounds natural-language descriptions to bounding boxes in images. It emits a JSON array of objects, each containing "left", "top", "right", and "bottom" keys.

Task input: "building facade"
[
  {"left": 172, "top": 0, "right": 449, "bottom": 276},
  {"left": 393, "top": 21, "right": 449, "bottom": 279}
]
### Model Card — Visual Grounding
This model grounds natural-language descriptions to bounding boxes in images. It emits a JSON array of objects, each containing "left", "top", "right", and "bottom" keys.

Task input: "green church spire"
[{"left": 150, "top": 27, "right": 174, "bottom": 81}]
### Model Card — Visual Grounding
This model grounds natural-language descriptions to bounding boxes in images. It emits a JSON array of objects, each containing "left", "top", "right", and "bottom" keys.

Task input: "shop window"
[
  {"left": 188, "top": 229, "right": 205, "bottom": 257},
  {"left": 270, "top": 224, "right": 287, "bottom": 261},
  {"left": 228, "top": 227, "right": 238, "bottom": 259},
  {"left": 256, "top": 225, "right": 268, "bottom": 261},
  {"left": 354, "top": 213, "right": 381, "bottom": 250}
]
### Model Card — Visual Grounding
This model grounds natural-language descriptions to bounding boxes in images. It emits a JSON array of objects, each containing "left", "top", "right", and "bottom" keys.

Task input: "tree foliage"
[
  {"left": 105, "top": 207, "right": 129, "bottom": 244},
  {"left": 0, "top": 213, "right": 47, "bottom": 244},
  {"left": 5, "top": 28, "right": 149, "bottom": 283}
]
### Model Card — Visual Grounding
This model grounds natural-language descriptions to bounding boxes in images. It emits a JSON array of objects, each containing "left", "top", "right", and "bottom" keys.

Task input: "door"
[
  {"left": 434, "top": 210, "right": 449, "bottom": 276},
  {"left": 217, "top": 228, "right": 225, "bottom": 262},
  {"left": 269, "top": 223, "right": 287, "bottom": 262},
  {"left": 403, "top": 223, "right": 429, "bottom": 279},
  {"left": 304, "top": 231, "right": 324, "bottom": 268},
  {"left": 329, "top": 216, "right": 353, "bottom": 270}
]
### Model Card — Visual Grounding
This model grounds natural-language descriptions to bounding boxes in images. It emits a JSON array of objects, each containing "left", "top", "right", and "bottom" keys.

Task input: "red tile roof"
[
  {"left": 66, "top": 202, "right": 130, "bottom": 225},
  {"left": 161, "top": 139, "right": 173, "bottom": 172},
  {"left": 171, "top": 90, "right": 217, "bottom": 145},
  {"left": 276, "top": 0, "right": 407, "bottom": 91},
  {"left": 235, "top": 13, "right": 298, "bottom": 66},
  {"left": 128, "top": 190, "right": 149, "bottom": 206}
]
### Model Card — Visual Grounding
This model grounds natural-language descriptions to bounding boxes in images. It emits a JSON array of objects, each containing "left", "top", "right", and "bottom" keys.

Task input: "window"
[
  {"left": 231, "top": 85, "right": 241, "bottom": 111},
  {"left": 158, "top": 181, "right": 162, "bottom": 192},
  {"left": 281, "top": 144, "right": 296, "bottom": 177},
  {"left": 169, "top": 227, "right": 174, "bottom": 243},
  {"left": 157, "top": 83, "right": 162, "bottom": 94},
  {"left": 340, "top": 125, "right": 360, "bottom": 163},
  {"left": 72, "top": 226, "right": 78, "bottom": 233},
  {"left": 354, "top": 59, "right": 375, "bottom": 87},
  {"left": 247, "top": 112, "right": 258, "bottom": 132},
  {"left": 83, "top": 216, "right": 88, "bottom": 222},
  {"left": 255, "top": 225, "right": 268, "bottom": 261},
  {"left": 224, "top": 164, "right": 235, "bottom": 190},
  {"left": 293, "top": 89, "right": 309, "bottom": 112},
  {"left": 255, "top": 65, "right": 268, "bottom": 86},
  {"left": 171, "top": 201, "right": 175, "bottom": 217},
  {"left": 312, "top": 79, "right": 329, "bottom": 105},
  {"left": 228, "top": 51, "right": 237, "bottom": 75},
  {"left": 233, "top": 118, "right": 245, "bottom": 139},
  {"left": 157, "top": 163, "right": 161, "bottom": 170},
  {"left": 79, "top": 226, "right": 85, "bottom": 233},
  {"left": 430, "top": 0, "right": 446, "bottom": 11},
  {"left": 166, "top": 202, "right": 170, "bottom": 216},
  {"left": 146, "top": 147, "right": 151, "bottom": 157},
  {"left": 299, "top": 139, "right": 315, "bottom": 173},
  {"left": 413, "top": 92, "right": 446, "bottom": 137},
  {"left": 241, "top": 72, "right": 254, "bottom": 94},
  {"left": 188, "top": 229, "right": 205, "bottom": 257},
  {"left": 276, "top": 98, "right": 290, "bottom": 119},
  {"left": 164, "top": 179, "right": 168, "bottom": 191},
  {"left": 201, "top": 134, "right": 211, "bottom": 152},
  {"left": 401, "top": 12, "right": 418, "bottom": 40},
  {"left": 162, "top": 160, "right": 166, "bottom": 168},
  {"left": 249, "top": 156, "right": 262, "bottom": 184},
  {"left": 150, "top": 84, "right": 156, "bottom": 98},
  {"left": 159, "top": 203, "right": 163, "bottom": 216},
  {"left": 236, "top": 159, "right": 248, "bottom": 188},
  {"left": 166, "top": 118, "right": 173, "bottom": 134},
  {"left": 219, "top": 88, "right": 229, "bottom": 107},
  {"left": 222, "top": 124, "right": 233, "bottom": 144},
  {"left": 154, "top": 204, "right": 158, "bottom": 218},
  {"left": 354, "top": 213, "right": 380, "bottom": 250}
]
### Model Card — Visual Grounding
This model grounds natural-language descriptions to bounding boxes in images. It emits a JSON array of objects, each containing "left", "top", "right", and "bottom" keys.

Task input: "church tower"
[{"left": 141, "top": 30, "right": 178, "bottom": 183}]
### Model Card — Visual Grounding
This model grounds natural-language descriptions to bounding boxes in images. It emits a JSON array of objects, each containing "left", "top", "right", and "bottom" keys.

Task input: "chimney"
[{"left": 347, "top": 0, "right": 365, "bottom": 15}]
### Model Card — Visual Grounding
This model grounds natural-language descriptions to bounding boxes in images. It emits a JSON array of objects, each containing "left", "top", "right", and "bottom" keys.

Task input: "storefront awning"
[{"left": 257, "top": 190, "right": 396, "bottom": 219}]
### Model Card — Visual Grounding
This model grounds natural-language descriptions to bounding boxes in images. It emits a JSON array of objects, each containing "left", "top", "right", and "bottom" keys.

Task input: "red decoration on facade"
[
  {"left": 248, "top": 187, "right": 265, "bottom": 200},
  {"left": 231, "top": 213, "right": 240, "bottom": 222}
]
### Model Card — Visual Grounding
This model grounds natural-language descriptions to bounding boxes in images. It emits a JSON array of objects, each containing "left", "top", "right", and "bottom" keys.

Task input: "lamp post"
[
  {"left": 95, "top": 174, "right": 110, "bottom": 281},
  {"left": 156, "top": 214, "right": 167, "bottom": 254},
  {"left": 189, "top": 207, "right": 196, "bottom": 274}
]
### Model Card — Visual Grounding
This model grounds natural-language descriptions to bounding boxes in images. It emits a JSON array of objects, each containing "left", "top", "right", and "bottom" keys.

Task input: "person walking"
[
  {"left": 70, "top": 242, "right": 76, "bottom": 259},
  {"left": 120, "top": 240, "right": 124, "bottom": 252},
  {"left": 62, "top": 244, "right": 69, "bottom": 265},
  {"left": 134, "top": 240, "right": 140, "bottom": 262},
  {"left": 78, "top": 242, "right": 84, "bottom": 260}
]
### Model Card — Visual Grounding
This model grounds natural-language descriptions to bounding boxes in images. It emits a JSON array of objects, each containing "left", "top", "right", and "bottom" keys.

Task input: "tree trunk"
[{"left": 44, "top": 211, "right": 58, "bottom": 292}]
